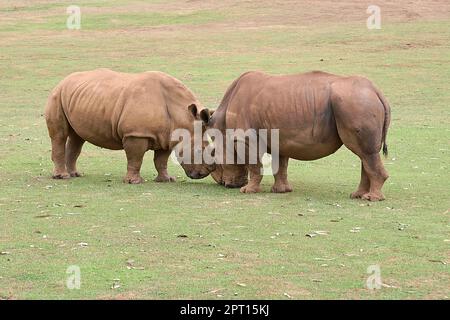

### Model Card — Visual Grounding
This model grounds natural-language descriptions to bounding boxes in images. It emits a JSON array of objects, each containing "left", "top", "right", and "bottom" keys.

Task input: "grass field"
[{"left": 0, "top": 0, "right": 449, "bottom": 299}]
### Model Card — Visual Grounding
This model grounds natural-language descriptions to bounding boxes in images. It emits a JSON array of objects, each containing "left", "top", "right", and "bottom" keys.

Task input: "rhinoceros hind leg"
[
  {"left": 51, "top": 142, "right": 70, "bottom": 179},
  {"left": 361, "top": 191, "right": 385, "bottom": 201},
  {"left": 123, "top": 137, "right": 148, "bottom": 184},
  {"left": 271, "top": 156, "right": 292, "bottom": 193},
  {"left": 332, "top": 86, "right": 389, "bottom": 200},
  {"left": 359, "top": 153, "right": 388, "bottom": 201},
  {"left": 240, "top": 163, "right": 263, "bottom": 193},
  {"left": 350, "top": 163, "right": 370, "bottom": 199},
  {"left": 50, "top": 135, "right": 70, "bottom": 179},
  {"left": 52, "top": 172, "right": 70, "bottom": 179},
  {"left": 153, "top": 149, "right": 176, "bottom": 182},
  {"left": 65, "top": 131, "right": 85, "bottom": 177}
]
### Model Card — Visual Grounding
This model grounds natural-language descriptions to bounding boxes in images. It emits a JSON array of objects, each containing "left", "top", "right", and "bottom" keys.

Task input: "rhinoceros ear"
[
  {"left": 200, "top": 108, "right": 210, "bottom": 124},
  {"left": 188, "top": 103, "right": 198, "bottom": 118},
  {"left": 200, "top": 108, "right": 215, "bottom": 125}
]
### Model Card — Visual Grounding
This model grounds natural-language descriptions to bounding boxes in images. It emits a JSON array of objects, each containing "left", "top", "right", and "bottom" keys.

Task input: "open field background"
[{"left": 0, "top": 0, "right": 449, "bottom": 299}]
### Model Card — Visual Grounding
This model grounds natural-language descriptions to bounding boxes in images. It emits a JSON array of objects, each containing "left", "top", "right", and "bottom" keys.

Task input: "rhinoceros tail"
[{"left": 374, "top": 87, "right": 391, "bottom": 157}]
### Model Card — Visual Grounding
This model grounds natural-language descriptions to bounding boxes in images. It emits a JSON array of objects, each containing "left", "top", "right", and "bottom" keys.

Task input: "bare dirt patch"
[
  {"left": 2, "top": 0, "right": 450, "bottom": 29},
  {"left": 2, "top": 0, "right": 449, "bottom": 44}
]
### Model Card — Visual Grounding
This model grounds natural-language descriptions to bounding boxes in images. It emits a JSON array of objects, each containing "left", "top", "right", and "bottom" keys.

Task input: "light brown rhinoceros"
[
  {"left": 45, "top": 68, "right": 215, "bottom": 183},
  {"left": 201, "top": 71, "right": 391, "bottom": 201}
]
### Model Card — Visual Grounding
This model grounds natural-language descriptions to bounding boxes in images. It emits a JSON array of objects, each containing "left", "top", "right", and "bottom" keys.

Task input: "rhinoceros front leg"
[
  {"left": 240, "top": 162, "right": 263, "bottom": 193},
  {"left": 153, "top": 149, "right": 176, "bottom": 182},
  {"left": 271, "top": 156, "right": 293, "bottom": 193},
  {"left": 123, "top": 137, "right": 147, "bottom": 184}
]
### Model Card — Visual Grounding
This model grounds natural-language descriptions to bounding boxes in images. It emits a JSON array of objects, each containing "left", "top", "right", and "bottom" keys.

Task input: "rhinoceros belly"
[
  {"left": 278, "top": 127, "right": 343, "bottom": 160},
  {"left": 269, "top": 112, "right": 343, "bottom": 161}
]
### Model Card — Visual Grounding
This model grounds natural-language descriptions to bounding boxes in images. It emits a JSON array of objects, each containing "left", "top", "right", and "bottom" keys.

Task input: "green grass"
[
  {"left": 0, "top": 11, "right": 228, "bottom": 32},
  {"left": 0, "top": 1, "right": 449, "bottom": 299},
  {"left": 0, "top": 10, "right": 229, "bottom": 32}
]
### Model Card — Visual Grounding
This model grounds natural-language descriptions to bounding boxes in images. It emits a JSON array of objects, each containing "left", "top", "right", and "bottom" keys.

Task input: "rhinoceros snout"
[{"left": 188, "top": 172, "right": 209, "bottom": 179}]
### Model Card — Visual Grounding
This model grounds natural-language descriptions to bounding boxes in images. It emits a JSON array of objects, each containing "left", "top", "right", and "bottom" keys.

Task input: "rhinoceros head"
[
  {"left": 174, "top": 104, "right": 216, "bottom": 179},
  {"left": 199, "top": 108, "right": 248, "bottom": 188}
]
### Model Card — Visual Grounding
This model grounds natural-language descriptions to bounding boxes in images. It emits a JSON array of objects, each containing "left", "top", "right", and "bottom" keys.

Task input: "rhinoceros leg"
[
  {"left": 341, "top": 142, "right": 388, "bottom": 201},
  {"left": 240, "top": 162, "right": 263, "bottom": 193},
  {"left": 332, "top": 81, "right": 389, "bottom": 201},
  {"left": 350, "top": 163, "right": 370, "bottom": 199},
  {"left": 50, "top": 136, "right": 70, "bottom": 179},
  {"left": 271, "top": 156, "right": 293, "bottom": 193},
  {"left": 340, "top": 145, "right": 388, "bottom": 202},
  {"left": 360, "top": 153, "right": 389, "bottom": 201},
  {"left": 123, "top": 137, "right": 148, "bottom": 184},
  {"left": 153, "top": 149, "right": 176, "bottom": 182},
  {"left": 65, "top": 131, "right": 85, "bottom": 177},
  {"left": 46, "top": 114, "right": 70, "bottom": 179}
]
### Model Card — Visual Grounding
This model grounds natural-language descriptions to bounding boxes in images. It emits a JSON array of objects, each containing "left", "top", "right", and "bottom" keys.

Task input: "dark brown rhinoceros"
[
  {"left": 45, "top": 68, "right": 215, "bottom": 183},
  {"left": 200, "top": 71, "right": 391, "bottom": 201}
]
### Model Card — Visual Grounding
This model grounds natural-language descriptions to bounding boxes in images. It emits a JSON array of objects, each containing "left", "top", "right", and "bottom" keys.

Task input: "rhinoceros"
[
  {"left": 200, "top": 71, "right": 391, "bottom": 201},
  {"left": 45, "top": 68, "right": 215, "bottom": 183}
]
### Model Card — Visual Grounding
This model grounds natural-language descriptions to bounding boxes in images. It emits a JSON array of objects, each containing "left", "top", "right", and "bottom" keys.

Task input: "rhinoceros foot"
[
  {"left": 52, "top": 172, "right": 70, "bottom": 179},
  {"left": 240, "top": 184, "right": 262, "bottom": 193},
  {"left": 69, "top": 171, "right": 82, "bottom": 178},
  {"left": 361, "top": 192, "right": 385, "bottom": 202},
  {"left": 271, "top": 183, "right": 293, "bottom": 193},
  {"left": 123, "top": 175, "right": 144, "bottom": 184},
  {"left": 154, "top": 175, "right": 176, "bottom": 182}
]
